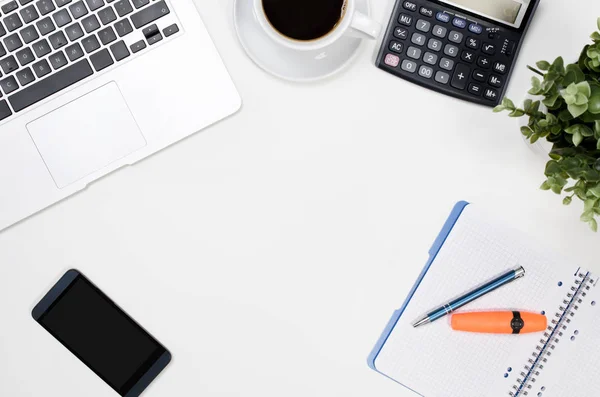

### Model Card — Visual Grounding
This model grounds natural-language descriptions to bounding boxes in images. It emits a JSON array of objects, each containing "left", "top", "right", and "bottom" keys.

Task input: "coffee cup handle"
[{"left": 347, "top": 11, "right": 381, "bottom": 40}]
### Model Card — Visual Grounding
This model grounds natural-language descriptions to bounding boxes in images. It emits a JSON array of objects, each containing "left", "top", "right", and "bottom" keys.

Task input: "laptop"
[{"left": 0, "top": 0, "right": 241, "bottom": 231}]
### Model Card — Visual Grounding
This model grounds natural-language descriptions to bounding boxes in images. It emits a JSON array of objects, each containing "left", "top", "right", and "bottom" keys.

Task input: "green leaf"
[
  {"left": 589, "top": 93, "right": 600, "bottom": 114},
  {"left": 573, "top": 130, "right": 584, "bottom": 146},
  {"left": 566, "top": 83, "right": 579, "bottom": 95},
  {"left": 577, "top": 81, "right": 591, "bottom": 97},
  {"left": 543, "top": 92, "right": 560, "bottom": 107},
  {"left": 590, "top": 218, "right": 598, "bottom": 232},
  {"left": 552, "top": 57, "right": 565, "bottom": 74},
  {"left": 584, "top": 198, "right": 598, "bottom": 212},
  {"left": 493, "top": 105, "right": 506, "bottom": 113},
  {"left": 502, "top": 97, "right": 515, "bottom": 109},
  {"left": 592, "top": 31, "right": 600, "bottom": 41},
  {"left": 597, "top": 16, "right": 600, "bottom": 31},
  {"left": 508, "top": 109, "right": 525, "bottom": 117},
  {"left": 563, "top": 196, "right": 573, "bottom": 205},
  {"left": 521, "top": 126, "right": 533, "bottom": 136},
  {"left": 582, "top": 210, "right": 595, "bottom": 222},
  {"left": 568, "top": 103, "right": 589, "bottom": 118},
  {"left": 540, "top": 181, "right": 551, "bottom": 190},
  {"left": 536, "top": 60, "right": 551, "bottom": 70},
  {"left": 589, "top": 184, "right": 600, "bottom": 198},
  {"left": 597, "top": 139, "right": 600, "bottom": 150}
]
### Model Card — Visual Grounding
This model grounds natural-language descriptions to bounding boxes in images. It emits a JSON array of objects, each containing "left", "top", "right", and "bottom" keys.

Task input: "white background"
[{"left": 1, "top": 0, "right": 600, "bottom": 396}]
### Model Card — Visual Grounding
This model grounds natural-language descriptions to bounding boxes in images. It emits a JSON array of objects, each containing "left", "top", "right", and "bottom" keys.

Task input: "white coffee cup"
[{"left": 234, "top": 0, "right": 381, "bottom": 81}]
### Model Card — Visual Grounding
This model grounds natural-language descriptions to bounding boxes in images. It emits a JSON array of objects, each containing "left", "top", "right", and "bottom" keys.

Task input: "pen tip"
[{"left": 413, "top": 317, "right": 429, "bottom": 328}]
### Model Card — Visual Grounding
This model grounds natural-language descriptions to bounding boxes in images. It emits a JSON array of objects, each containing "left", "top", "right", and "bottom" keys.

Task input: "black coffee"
[{"left": 263, "top": 0, "right": 347, "bottom": 41}]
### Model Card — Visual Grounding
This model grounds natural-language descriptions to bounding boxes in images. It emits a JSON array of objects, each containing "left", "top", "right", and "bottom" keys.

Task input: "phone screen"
[{"left": 36, "top": 274, "right": 168, "bottom": 396}]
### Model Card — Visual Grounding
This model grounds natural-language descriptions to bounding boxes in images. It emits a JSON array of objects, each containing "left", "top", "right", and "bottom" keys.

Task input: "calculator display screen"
[{"left": 441, "top": 0, "right": 530, "bottom": 28}]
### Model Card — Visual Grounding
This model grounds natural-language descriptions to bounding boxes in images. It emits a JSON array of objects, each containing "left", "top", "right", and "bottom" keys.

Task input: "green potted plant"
[{"left": 494, "top": 18, "right": 600, "bottom": 231}]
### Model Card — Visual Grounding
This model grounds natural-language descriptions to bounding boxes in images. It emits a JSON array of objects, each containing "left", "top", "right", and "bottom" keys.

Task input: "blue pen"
[{"left": 413, "top": 266, "right": 526, "bottom": 328}]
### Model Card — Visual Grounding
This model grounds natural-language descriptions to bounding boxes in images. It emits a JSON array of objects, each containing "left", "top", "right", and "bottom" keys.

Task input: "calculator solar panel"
[{"left": 376, "top": 0, "right": 540, "bottom": 106}]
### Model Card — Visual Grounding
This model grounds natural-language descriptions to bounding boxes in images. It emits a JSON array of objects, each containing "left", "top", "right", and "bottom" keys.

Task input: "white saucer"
[{"left": 233, "top": 0, "right": 371, "bottom": 82}]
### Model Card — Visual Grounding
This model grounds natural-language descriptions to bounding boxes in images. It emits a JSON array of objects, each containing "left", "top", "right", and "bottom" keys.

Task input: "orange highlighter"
[{"left": 451, "top": 311, "right": 547, "bottom": 334}]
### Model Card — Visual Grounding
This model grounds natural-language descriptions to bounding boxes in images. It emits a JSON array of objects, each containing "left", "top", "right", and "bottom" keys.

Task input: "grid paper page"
[{"left": 373, "top": 205, "right": 586, "bottom": 397}]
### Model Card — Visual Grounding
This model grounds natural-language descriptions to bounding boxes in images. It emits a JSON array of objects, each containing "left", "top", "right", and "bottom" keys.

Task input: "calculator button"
[
  {"left": 472, "top": 70, "right": 487, "bottom": 81},
  {"left": 407, "top": 46, "right": 422, "bottom": 59},
  {"left": 443, "top": 44, "right": 458, "bottom": 57},
  {"left": 452, "top": 17, "right": 467, "bottom": 29},
  {"left": 439, "top": 57, "right": 454, "bottom": 70},
  {"left": 460, "top": 50, "right": 474, "bottom": 63},
  {"left": 468, "top": 23, "right": 482, "bottom": 34},
  {"left": 448, "top": 30, "right": 463, "bottom": 43},
  {"left": 489, "top": 74, "right": 503, "bottom": 87},
  {"left": 402, "top": 1, "right": 417, "bottom": 11},
  {"left": 466, "top": 37, "right": 480, "bottom": 49},
  {"left": 482, "top": 43, "right": 496, "bottom": 55},
  {"left": 484, "top": 88, "right": 499, "bottom": 101},
  {"left": 415, "top": 19, "right": 431, "bottom": 32},
  {"left": 389, "top": 41, "right": 403, "bottom": 54},
  {"left": 451, "top": 63, "right": 470, "bottom": 90},
  {"left": 398, "top": 13, "right": 413, "bottom": 26},
  {"left": 477, "top": 56, "right": 491, "bottom": 69},
  {"left": 419, "top": 6, "right": 433, "bottom": 17},
  {"left": 436, "top": 12, "right": 450, "bottom": 23},
  {"left": 493, "top": 62, "right": 507, "bottom": 74},
  {"left": 393, "top": 26, "right": 409, "bottom": 40},
  {"left": 411, "top": 32, "right": 426, "bottom": 46},
  {"left": 384, "top": 53, "right": 400, "bottom": 67},
  {"left": 504, "top": 40, "right": 516, "bottom": 57},
  {"left": 423, "top": 52, "right": 438, "bottom": 65},
  {"left": 427, "top": 38, "right": 442, "bottom": 52},
  {"left": 468, "top": 83, "right": 482, "bottom": 96},
  {"left": 435, "top": 71, "right": 450, "bottom": 84},
  {"left": 432, "top": 25, "right": 447, "bottom": 38},
  {"left": 488, "top": 32, "right": 499, "bottom": 40},
  {"left": 401, "top": 59, "right": 417, "bottom": 73},
  {"left": 418, "top": 65, "right": 434, "bottom": 79}
]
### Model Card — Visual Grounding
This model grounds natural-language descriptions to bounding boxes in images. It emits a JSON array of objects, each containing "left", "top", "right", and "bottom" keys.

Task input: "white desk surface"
[{"left": 1, "top": 0, "right": 599, "bottom": 396}]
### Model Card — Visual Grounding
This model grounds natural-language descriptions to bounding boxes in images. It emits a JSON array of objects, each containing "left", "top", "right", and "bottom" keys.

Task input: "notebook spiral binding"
[{"left": 508, "top": 272, "right": 594, "bottom": 397}]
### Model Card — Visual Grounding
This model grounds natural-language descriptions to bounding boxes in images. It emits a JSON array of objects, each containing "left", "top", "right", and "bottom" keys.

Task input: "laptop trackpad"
[{"left": 28, "top": 82, "right": 146, "bottom": 189}]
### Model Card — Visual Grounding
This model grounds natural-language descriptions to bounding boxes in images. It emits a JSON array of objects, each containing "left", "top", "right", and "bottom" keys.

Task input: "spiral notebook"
[{"left": 368, "top": 202, "right": 600, "bottom": 397}]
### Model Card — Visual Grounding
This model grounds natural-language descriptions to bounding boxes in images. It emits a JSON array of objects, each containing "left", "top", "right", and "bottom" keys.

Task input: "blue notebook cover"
[{"left": 367, "top": 200, "right": 469, "bottom": 374}]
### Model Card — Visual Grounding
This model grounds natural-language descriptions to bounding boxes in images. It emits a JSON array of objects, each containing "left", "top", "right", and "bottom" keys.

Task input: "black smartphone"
[{"left": 32, "top": 269, "right": 171, "bottom": 397}]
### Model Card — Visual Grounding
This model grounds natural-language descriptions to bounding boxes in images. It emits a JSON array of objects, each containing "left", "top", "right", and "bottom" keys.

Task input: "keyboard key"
[
  {"left": 418, "top": 65, "right": 433, "bottom": 79},
  {"left": 435, "top": 12, "right": 450, "bottom": 23},
  {"left": 466, "top": 37, "right": 480, "bottom": 50},
  {"left": 32, "top": 58, "right": 51, "bottom": 77},
  {"left": 450, "top": 63, "right": 470, "bottom": 90},
  {"left": 398, "top": 13, "right": 412, "bottom": 26},
  {"left": 0, "top": 42, "right": 6, "bottom": 57},
  {"left": 131, "top": 0, "right": 147, "bottom": 8},
  {"left": 0, "top": 75, "right": 18, "bottom": 94},
  {"left": 402, "top": 1, "right": 417, "bottom": 11},
  {"left": 468, "top": 23, "right": 482, "bottom": 34},
  {"left": 53, "top": 8, "right": 71, "bottom": 26},
  {"left": 37, "top": 0, "right": 56, "bottom": 15},
  {"left": 448, "top": 30, "right": 463, "bottom": 43},
  {"left": 49, "top": 50, "right": 67, "bottom": 68},
  {"left": 484, "top": 88, "right": 498, "bottom": 101},
  {"left": 0, "top": 55, "right": 18, "bottom": 73},
  {"left": 460, "top": 50, "right": 474, "bottom": 63},
  {"left": 81, "top": 13, "right": 99, "bottom": 32},
  {"left": 419, "top": 6, "right": 433, "bottom": 17},
  {"left": 89, "top": 47, "right": 112, "bottom": 70},
  {"left": 114, "top": 0, "right": 131, "bottom": 16},
  {"left": 406, "top": 46, "right": 421, "bottom": 60},
  {"left": 0, "top": 24, "right": 7, "bottom": 38},
  {"left": 400, "top": 59, "right": 416, "bottom": 73},
  {"left": 443, "top": 44, "right": 458, "bottom": 57},
  {"left": 20, "top": 4, "right": 40, "bottom": 23},
  {"left": 20, "top": 25, "right": 39, "bottom": 43},
  {"left": 129, "top": 39, "right": 144, "bottom": 53},
  {"left": 141, "top": 22, "right": 157, "bottom": 37},
  {"left": 49, "top": 30, "right": 67, "bottom": 48},
  {"left": 146, "top": 30, "right": 161, "bottom": 45},
  {"left": 15, "top": 46, "right": 34, "bottom": 65},
  {"left": 130, "top": 0, "right": 168, "bottom": 28},
  {"left": 434, "top": 70, "right": 449, "bottom": 84},
  {"left": 393, "top": 26, "right": 408, "bottom": 40},
  {"left": 423, "top": 51, "right": 438, "bottom": 65},
  {"left": 31, "top": 38, "right": 50, "bottom": 56},
  {"left": 472, "top": 70, "right": 487, "bottom": 82},
  {"left": 493, "top": 61, "right": 507, "bottom": 74},
  {"left": 416, "top": 19, "right": 431, "bottom": 33},
  {"left": 452, "top": 17, "right": 466, "bottom": 29},
  {"left": 65, "top": 41, "right": 82, "bottom": 60},
  {"left": 432, "top": 25, "right": 446, "bottom": 38},
  {"left": 4, "top": 13, "right": 23, "bottom": 32},
  {"left": 55, "top": 0, "right": 72, "bottom": 6},
  {"left": 36, "top": 17, "right": 55, "bottom": 35},
  {"left": 65, "top": 22, "right": 83, "bottom": 40},
  {"left": 2, "top": 1, "right": 19, "bottom": 14},
  {"left": 411, "top": 32, "right": 426, "bottom": 46},
  {"left": 69, "top": 1, "right": 87, "bottom": 18},
  {"left": 81, "top": 34, "right": 99, "bottom": 52},
  {"left": 16, "top": 66, "right": 35, "bottom": 85},
  {"left": 0, "top": 100, "right": 13, "bottom": 121},
  {"left": 383, "top": 53, "right": 399, "bottom": 67},
  {"left": 427, "top": 38, "right": 441, "bottom": 52},
  {"left": 163, "top": 23, "right": 178, "bottom": 37},
  {"left": 9, "top": 59, "right": 93, "bottom": 111},
  {"left": 389, "top": 41, "right": 403, "bottom": 54},
  {"left": 468, "top": 83, "right": 482, "bottom": 96},
  {"left": 109, "top": 39, "right": 127, "bottom": 60},
  {"left": 97, "top": 6, "right": 115, "bottom": 24},
  {"left": 97, "top": 25, "right": 115, "bottom": 44},
  {"left": 439, "top": 57, "right": 454, "bottom": 70},
  {"left": 477, "top": 56, "right": 490, "bottom": 69},
  {"left": 4, "top": 33, "right": 22, "bottom": 51},
  {"left": 482, "top": 43, "right": 495, "bottom": 55},
  {"left": 113, "top": 18, "right": 131, "bottom": 36},
  {"left": 84, "top": 0, "right": 103, "bottom": 11},
  {"left": 20, "top": 0, "right": 35, "bottom": 5},
  {"left": 489, "top": 74, "right": 503, "bottom": 87}
]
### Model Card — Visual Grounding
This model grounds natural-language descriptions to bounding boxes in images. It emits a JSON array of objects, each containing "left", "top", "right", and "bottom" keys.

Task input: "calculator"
[{"left": 376, "top": 0, "right": 540, "bottom": 106}]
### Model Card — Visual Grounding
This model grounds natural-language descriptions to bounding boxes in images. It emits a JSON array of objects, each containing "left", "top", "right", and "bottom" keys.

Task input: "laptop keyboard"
[{"left": 0, "top": 0, "right": 179, "bottom": 120}]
